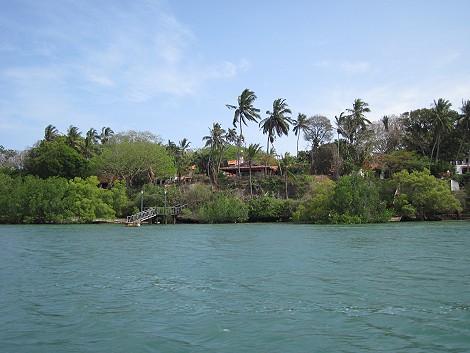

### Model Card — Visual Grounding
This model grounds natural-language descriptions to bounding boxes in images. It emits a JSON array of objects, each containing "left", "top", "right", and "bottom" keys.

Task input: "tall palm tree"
[
  {"left": 44, "top": 124, "right": 59, "bottom": 142},
  {"left": 457, "top": 100, "right": 470, "bottom": 159},
  {"left": 226, "top": 89, "right": 261, "bottom": 177},
  {"left": 176, "top": 138, "right": 191, "bottom": 183},
  {"left": 260, "top": 98, "right": 292, "bottom": 175},
  {"left": 66, "top": 125, "right": 82, "bottom": 150},
  {"left": 244, "top": 143, "right": 262, "bottom": 197},
  {"left": 203, "top": 123, "right": 226, "bottom": 190},
  {"left": 430, "top": 98, "right": 454, "bottom": 162},
  {"left": 344, "top": 98, "right": 371, "bottom": 145},
  {"left": 293, "top": 113, "right": 309, "bottom": 157},
  {"left": 99, "top": 127, "right": 114, "bottom": 144},
  {"left": 86, "top": 128, "right": 99, "bottom": 144}
]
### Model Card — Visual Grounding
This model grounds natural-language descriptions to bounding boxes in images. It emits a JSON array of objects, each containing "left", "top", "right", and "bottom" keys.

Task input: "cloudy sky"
[{"left": 1, "top": 0, "right": 469, "bottom": 153}]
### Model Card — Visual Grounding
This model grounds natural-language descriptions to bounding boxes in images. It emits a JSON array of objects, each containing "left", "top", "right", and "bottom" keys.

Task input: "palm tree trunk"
[
  {"left": 265, "top": 135, "right": 270, "bottom": 177},
  {"left": 284, "top": 171, "right": 288, "bottom": 199},
  {"left": 296, "top": 134, "right": 300, "bottom": 158},
  {"left": 249, "top": 161, "right": 253, "bottom": 197},
  {"left": 237, "top": 123, "right": 243, "bottom": 178}
]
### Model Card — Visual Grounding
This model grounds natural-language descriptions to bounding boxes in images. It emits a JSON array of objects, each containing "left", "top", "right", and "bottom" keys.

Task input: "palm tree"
[
  {"left": 176, "top": 138, "right": 191, "bottom": 183},
  {"left": 259, "top": 98, "right": 292, "bottom": 175},
  {"left": 344, "top": 98, "right": 371, "bottom": 145},
  {"left": 99, "top": 127, "right": 114, "bottom": 144},
  {"left": 79, "top": 128, "right": 100, "bottom": 159},
  {"left": 430, "top": 98, "right": 454, "bottom": 163},
  {"left": 44, "top": 124, "right": 59, "bottom": 142},
  {"left": 226, "top": 89, "right": 261, "bottom": 177},
  {"left": 86, "top": 128, "right": 99, "bottom": 144},
  {"left": 293, "top": 113, "right": 309, "bottom": 157},
  {"left": 66, "top": 125, "right": 82, "bottom": 150},
  {"left": 203, "top": 123, "right": 226, "bottom": 190},
  {"left": 457, "top": 100, "right": 470, "bottom": 159},
  {"left": 244, "top": 143, "right": 262, "bottom": 197}
]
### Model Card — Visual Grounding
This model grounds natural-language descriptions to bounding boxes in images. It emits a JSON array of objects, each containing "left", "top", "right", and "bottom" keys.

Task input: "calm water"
[{"left": 0, "top": 222, "right": 469, "bottom": 353}]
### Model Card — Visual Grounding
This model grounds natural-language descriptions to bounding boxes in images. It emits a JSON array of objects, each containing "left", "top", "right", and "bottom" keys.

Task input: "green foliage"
[
  {"left": 197, "top": 193, "right": 248, "bottom": 223},
  {"left": 64, "top": 177, "right": 116, "bottom": 223},
  {"left": 178, "top": 183, "right": 213, "bottom": 213},
  {"left": 251, "top": 177, "right": 284, "bottom": 197},
  {"left": 293, "top": 178, "right": 335, "bottom": 223},
  {"left": 0, "top": 173, "right": 128, "bottom": 224},
  {"left": 93, "top": 140, "right": 175, "bottom": 187},
  {"left": 392, "top": 169, "right": 462, "bottom": 219},
  {"left": 380, "top": 150, "right": 429, "bottom": 176},
  {"left": 24, "top": 137, "right": 89, "bottom": 179},
  {"left": 330, "top": 173, "right": 392, "bottom": 223},
  {"left": 248, "top": 197, "right": 294, "bottom": 222}
]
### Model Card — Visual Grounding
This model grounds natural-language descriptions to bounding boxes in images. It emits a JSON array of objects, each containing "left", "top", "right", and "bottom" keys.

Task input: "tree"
[
  {"left": 293, "top": 113, "right": 309, "bottom": 157},
  {"left": 392, "top": 169, "right": 462, "bottom": 219},
  {"left": 293, "top": 177, "right": 335, "bottom": 223},
  {"left": 197, "top": 193, "right": 248, "bottom": 223},
  {"left": 244, "top": 143, "right": 262, "bottom": 197},
  {"left": 78, "top": 128, "right": 100, "bottom": 159},
  {"left": 66, "top": 125, "right": 82, "bottom": 150},
  {"left": 176, "top": 138, "right": 191, "bottom": 183},
  {"left": 260, "top": 98, "right": 292, "bottom": 175},
  {"left": 94, "top": 138, "right": 175, "bottom": 187},
  {"left": 44, "top": 124, "right": 59, "bottom": 142},
  {"left": 99, "top": 127, "right": 114, "bottom": 144},
  {"left": 402, "top": 108, "right": 434, "bottom": 158},
  {"left": 337, "top": 99, "right": 371, "bottom": 145},
  {"left": 430, "top": 98, "right": 454, "bottom": 163},
  {"left": 203, "top": 123, "right": 227, "bottom": 190},
  {"left": 304, "top": 115, "right": 333, "bottom": 150},
  {"left": 226, "top": 89, "right": 261, "bottom": 177},
  {"left": 456, "top": 99, "right": 470, "bottom": 159},
  {"left": 370, "top": 114, "right": 405, "bottom": 154},
  {"left": 24, "top": 137, "right": 89, "bottom": 179},
  {"left": 330, "top": 173, "right": 392, "bottom": 223}
]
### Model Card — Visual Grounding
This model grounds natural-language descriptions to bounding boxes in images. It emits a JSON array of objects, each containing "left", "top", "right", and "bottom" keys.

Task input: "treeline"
[
  {"left": 0, "top": 175, "right": 127, "bottom": 224},
  {"left": 0, "top": 91, "right": 469, "bottom": 224}
]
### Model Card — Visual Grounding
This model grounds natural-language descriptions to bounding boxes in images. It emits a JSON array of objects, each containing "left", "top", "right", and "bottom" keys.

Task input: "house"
[
  {"left": 221, "top": 160, "right": 278, "bottom": 177},
  {"left": 454, "top": 155, "right": 470, "bottom": 175}
]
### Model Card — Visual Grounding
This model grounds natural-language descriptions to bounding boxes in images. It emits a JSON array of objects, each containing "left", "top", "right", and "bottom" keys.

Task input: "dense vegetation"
[{"left": 0, "top": 92, "right": 468, "bottom": 224}]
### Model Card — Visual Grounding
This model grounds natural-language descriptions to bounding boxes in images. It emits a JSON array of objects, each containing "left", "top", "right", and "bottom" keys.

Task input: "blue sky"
[{"left": 1, "top": 0, "right": 469, "bottom": 154}]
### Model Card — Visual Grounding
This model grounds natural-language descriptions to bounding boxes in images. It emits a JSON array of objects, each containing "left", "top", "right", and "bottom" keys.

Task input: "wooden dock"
[{"left": 126, "top": 205, "right": 186, "bottom": 226}]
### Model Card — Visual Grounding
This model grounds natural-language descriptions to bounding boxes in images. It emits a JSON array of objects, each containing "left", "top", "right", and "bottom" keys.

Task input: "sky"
[{"left": 1, "top": 0, "right": 469, "bottom": 154}]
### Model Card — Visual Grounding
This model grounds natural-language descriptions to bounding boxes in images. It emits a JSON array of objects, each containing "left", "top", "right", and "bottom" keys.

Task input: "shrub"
[{"left": 197, "top": 193, "right": 248, "bottom": 223}]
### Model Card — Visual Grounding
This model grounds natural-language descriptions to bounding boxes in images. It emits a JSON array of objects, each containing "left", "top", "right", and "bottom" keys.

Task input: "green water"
[{"left": 1, "top": 222, "right": 469, "bottom": 352}]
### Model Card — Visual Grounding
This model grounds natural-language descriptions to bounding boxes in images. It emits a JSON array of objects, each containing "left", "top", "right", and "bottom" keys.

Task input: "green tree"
[
  {"left": 260, "top": 98, "right": 292, "bottom": 175},
  {"left": 24, "top": 137, "right": 89, "bottom": 179},
  {"left": 430, "top": 98, "right": 455, "bottom": 163},
  {"left": 197, "top": 192, "right": 248, "bottom": 223},
  {"left": 99, "top": 127, "right": 114, "bottom": 144},
  {"left": 248, "top": 196, "right": 294, "bottom": 222},
  {"left": 44, "top": 124, "right": 59, "bottom": 142},
  {"left": 456, "top": 99, "right": 470, "bottom": 159},
  {"left": 203, "top": 123, "right": 226, "bottom": 190},
  {"left": 293, "top": 113, "right": 309, "bottom": 157},
  {"left": 293, "top": 177, "right": 335, "bottom": 223},
  {"left": 66, "top": 125, "right": 82, "bottom": 150},
  {"left": 392, "top": 169, "right": 462, "bottom": 220},
  {"left": 330, "top": 173, "right": 391, "bottom": 223},
  {"left": 226, "top": 89, "right": 261, "bottom": 177},
  {"left": 94, "top": 139, "right": 175, "bottom": 187},
  {"left": 64, "top": 176, "right": 116, "bottom": 223},
  {"left": 244, "top": 143, "right": 262, "bottom": 197}
]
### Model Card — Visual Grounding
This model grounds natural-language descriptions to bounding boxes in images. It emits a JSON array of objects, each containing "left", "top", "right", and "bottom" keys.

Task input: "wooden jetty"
[{"left": 125, "top": 205, "right": 186, "bottom": 226}]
